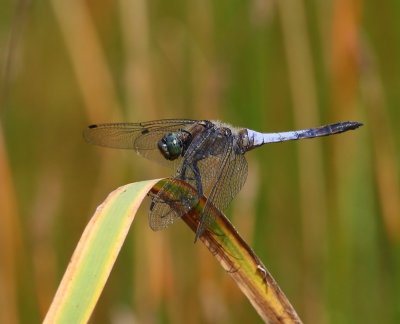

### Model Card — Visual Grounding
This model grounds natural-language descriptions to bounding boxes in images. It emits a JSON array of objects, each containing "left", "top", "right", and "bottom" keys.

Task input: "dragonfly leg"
[
  {"left": 177, "top": 165, "right": 187, "bottom": 180},
  {"left": 190, "top": 161, "right": 203, "bottom": 197},
  {"left": 177, "top": 160, "right": 203, "bottom": 197}
]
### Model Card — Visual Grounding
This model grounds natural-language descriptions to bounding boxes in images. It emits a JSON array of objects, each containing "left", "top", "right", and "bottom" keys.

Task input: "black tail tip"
[{"left": 344, "top": 121, "right": 363, "bottom": 130}]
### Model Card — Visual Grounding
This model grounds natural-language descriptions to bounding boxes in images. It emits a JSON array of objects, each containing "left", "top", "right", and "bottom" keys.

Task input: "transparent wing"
[
  {"left": 148, "top": 178, "right": 198, "bottom": 231},
  {"left": 195, "top": 136, "right": 248, "bottom": 240},
  {"left": 83, "top": 119, "right": 197, "bottom": 165}
]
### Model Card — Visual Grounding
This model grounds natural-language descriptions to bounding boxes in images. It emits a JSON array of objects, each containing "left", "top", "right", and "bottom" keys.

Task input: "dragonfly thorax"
[{"left": 158, "top": 132, "right": 184, "bottom": 160}]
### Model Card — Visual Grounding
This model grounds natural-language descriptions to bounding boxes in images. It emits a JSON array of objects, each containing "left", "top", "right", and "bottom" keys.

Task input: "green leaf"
[
  {"left": 45, "top": 178, "right": 301, "bottom": 323},
  {"left": 43, "top": 179, "right": 160, "bottom": 324}
]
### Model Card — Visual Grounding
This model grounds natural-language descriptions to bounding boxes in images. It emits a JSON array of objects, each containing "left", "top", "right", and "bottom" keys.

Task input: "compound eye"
[
  {"left": 158, "top": 141, "right": 170, "bottom": 159},
  {"left": 157, "top": 133, "right": 182, "bottom": 160}
]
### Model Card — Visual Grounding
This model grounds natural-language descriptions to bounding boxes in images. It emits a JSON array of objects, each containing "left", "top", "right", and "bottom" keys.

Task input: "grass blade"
[
  {"left": 151, "top": 179, "right": 302, "bottom": 323},
  {"left": 45, "top": 178, "right": 301, "bottom": 323},
  {"left": 44, "top": 179, "right": 160, "bottom": 323}
]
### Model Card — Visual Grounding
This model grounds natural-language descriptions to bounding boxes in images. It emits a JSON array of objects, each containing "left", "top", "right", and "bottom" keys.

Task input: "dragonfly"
[{"left": 84, "top": 119, "right": 362, "bottom": 241}]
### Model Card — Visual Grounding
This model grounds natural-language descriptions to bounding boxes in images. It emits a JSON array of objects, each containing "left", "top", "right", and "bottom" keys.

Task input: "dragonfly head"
[{"left": 158, "top": 132, "right": 183, "bottom": 160}]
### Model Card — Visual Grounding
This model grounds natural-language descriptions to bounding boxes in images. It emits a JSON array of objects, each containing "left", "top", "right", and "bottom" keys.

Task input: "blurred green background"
[{"left": 1, "top": 0, "right": 399, "bottom": 323}]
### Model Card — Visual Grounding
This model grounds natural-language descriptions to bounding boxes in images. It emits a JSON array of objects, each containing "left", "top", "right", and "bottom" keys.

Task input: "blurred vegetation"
[{"left": 1, "top": 0, "right": 399, "bottom": 323}]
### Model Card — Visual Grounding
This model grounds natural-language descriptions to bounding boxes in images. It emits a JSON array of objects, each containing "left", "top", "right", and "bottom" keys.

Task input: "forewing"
[{"left": 83, "top": 119, "right": 196, "bottom": 165}]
